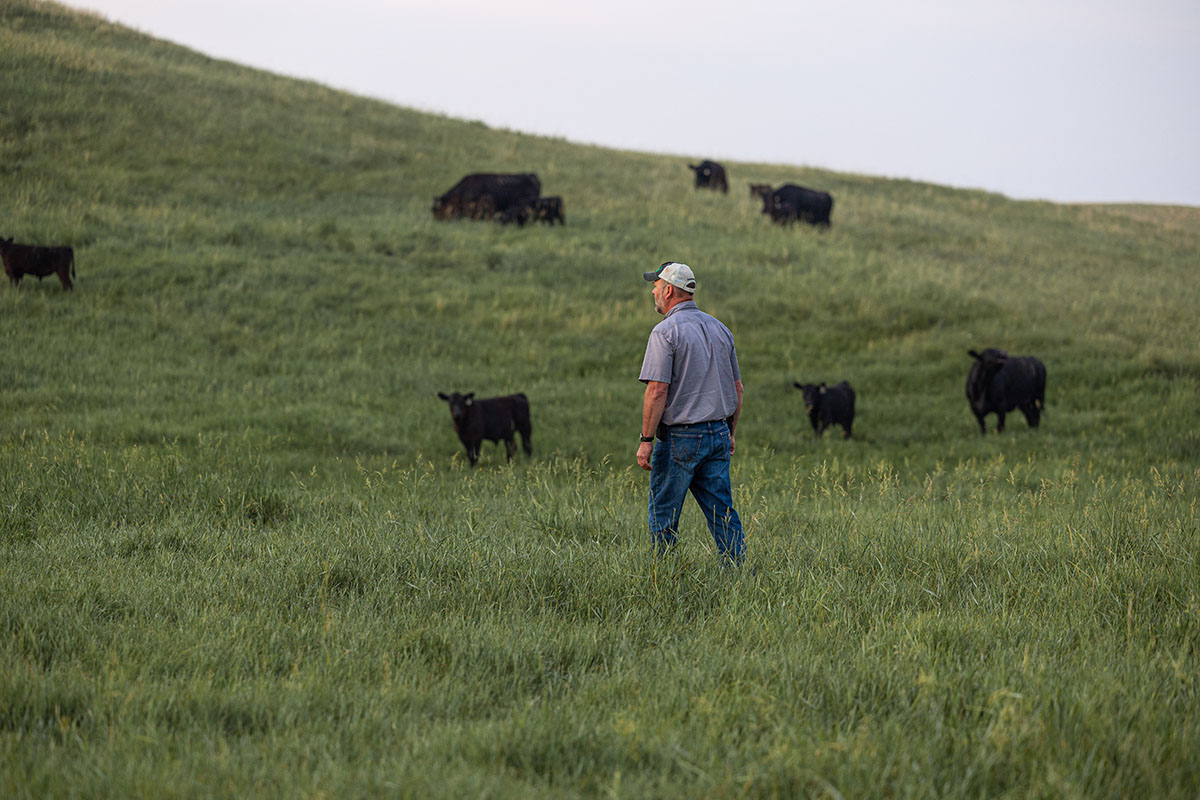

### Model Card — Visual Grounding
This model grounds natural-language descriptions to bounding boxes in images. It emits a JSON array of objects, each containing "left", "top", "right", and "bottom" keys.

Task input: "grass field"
[{"left": 2, "top": 1, "right": 1199, "bottom": 796}]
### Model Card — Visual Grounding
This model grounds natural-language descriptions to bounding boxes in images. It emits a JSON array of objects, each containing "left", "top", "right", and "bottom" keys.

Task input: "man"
[{"left": 637, "top": 261, "right": 745, "bottom": 564}]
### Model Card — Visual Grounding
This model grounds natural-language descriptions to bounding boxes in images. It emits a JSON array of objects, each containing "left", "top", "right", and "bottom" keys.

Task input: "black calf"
[
  {"left": 794, "top": 381, "right": 856, "bottom": 439},
  {"left": 437, "top": 391, "right": 532, "bottom": 465}
]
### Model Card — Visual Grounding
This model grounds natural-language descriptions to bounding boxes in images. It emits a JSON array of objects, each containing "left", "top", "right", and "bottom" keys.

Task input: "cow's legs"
[
  {"left": 504, "top": 437, "right": 517, "bottom": 462},
  {"left": 1021, "top": 404, "right": 1041, "bottom": 428},
  {"left": 973, "top": 411, "right": 987, "bottom": 434},
  {"left": 995, "top": 411, "right": 1007, "bottom": 433}
]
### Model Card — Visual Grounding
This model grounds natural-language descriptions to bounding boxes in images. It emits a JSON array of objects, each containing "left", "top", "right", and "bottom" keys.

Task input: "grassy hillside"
[
  {"left": 2, "top": 2, "right": 1198, "bottom": 797},
  {"left": 3, "top": 1, "right": 1199, "bottom": 475}
]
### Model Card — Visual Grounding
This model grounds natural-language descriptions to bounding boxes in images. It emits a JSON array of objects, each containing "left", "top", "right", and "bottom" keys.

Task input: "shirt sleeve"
[{"left": 639, "top": 328, "right": 673, "bottom": 384}]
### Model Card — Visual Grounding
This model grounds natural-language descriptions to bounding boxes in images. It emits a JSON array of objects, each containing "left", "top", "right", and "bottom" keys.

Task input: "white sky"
[{"left": 70, "top": 0, "right": 1200, "bottom": 206}]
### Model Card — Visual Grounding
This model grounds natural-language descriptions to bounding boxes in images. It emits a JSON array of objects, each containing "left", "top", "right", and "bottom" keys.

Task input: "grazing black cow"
[
  {"left": 794, "top": 381, "right": 856, "bottom": 439},
  {"left": 437, "top": 391, "right": 532, "bottom": 466},
  {"left": 749, "top": 183, "right": 773, "bottom": 202},
  {"left": 431, "top": 173, "right": 541, "bottom": 222},
  {"left": 762, "top": 184, "right": 833, "bottom": 228},
  {"left": 463, "top": 195, "right": 496, "bottom": 221},
  {"left": 1, "top": 237, "right": 75, "bottom": 290},
  {"left": 498, "top": 203, "right": 531, "bottom": 226},
  {"left": 966, "top": 349, "right": 1046, "bottom": 434},
  {"left": 689, "top": 160, "right": 729, "bottom": 193},
  {"left": 532, "top": 196, "right": 565, "bottom": 225}
]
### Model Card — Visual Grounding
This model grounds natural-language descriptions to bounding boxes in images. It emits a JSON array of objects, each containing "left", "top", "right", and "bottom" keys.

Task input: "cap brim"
[{"left": 643, "top": 270, "right": 661, "bottom": 282}]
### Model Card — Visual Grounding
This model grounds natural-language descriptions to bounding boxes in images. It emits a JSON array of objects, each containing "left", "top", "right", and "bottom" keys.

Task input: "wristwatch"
[{"left": 639, "top": 435, "right": 654, "bottom": 443}]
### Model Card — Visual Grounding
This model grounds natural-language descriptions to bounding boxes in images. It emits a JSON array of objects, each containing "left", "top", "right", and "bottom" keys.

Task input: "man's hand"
[
  {"left": 638, "top": 381, "right": 668, "bottom": 472},
  {"left": 637, "top": 441, "right": 654, "bottom": 470}
]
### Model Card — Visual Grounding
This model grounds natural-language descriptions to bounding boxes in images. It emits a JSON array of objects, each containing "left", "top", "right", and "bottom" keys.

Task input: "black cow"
[
  {"left": 498, "top": 203, "right": 531, "bottom": 226},
  {"left": 762, "top": 184, "right": 833, "bottom": 228},
  {"left": 794, "top": 381, "right": 855, "bottom": 439},
  {"left": 689, "top": 160, "right": 728, "bottom": 193},
  {"left": 749, "top": 183, "right": 773, "bottom": 202},
  {"left": 966, "top": 349, "right": 1046, "bottom": 434},
  {"left": 437, "top": 391, "right": 532, "bottom": 466},
  {"left": 1, "top": 237, "right": 75, "bottom": 290},
  {"left": 432, "top": 173, "right": 541, "bottom": 222},
  {"left": 463, "top": 195, "right": 496, "bottom": 221},
  {"left": 532, "top": 196, "right": 565, "bottom": 225}
]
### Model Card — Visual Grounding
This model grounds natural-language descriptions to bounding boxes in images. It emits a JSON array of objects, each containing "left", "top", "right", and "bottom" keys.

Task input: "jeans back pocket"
[{"left": 669, "top": 432, "right": 703, "bottom": 467}]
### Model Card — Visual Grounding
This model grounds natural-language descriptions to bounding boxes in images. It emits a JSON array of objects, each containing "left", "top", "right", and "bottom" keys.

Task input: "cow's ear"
[
  {"left": 969, "top": 350, "right": 982, "bottom": 360},
  {"left": 793, "top": 382, "right": 802, "bottom": 389},
  {"left": 437, "top": 392, "right": 448, "bottom": 401},
  {"left": 465, "top": 393, "right": 474, "bottom": 405}
]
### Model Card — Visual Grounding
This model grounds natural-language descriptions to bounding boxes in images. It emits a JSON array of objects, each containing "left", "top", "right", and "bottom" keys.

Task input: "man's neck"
[{"left": 661, "top": 296, "right": 695, "bottom": 316}]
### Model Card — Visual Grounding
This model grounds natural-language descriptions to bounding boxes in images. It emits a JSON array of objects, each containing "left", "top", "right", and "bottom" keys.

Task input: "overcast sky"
[{"left": 71, "top": 0, "right": 1200, "bottom": 206}]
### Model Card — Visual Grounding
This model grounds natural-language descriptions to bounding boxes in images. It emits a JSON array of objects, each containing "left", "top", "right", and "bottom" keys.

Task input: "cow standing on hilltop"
[
  {"left": 532, "top": 196, "right": 565, "bottom": 225},
  {"left": 749, "top": 183, "right": 773, "bottom": 202},
  {"left": 760, "top": 184, "right": 833, "bottom": 228},
  {"left": 432, "top": 173, "right": 541, "bottom": 223},
  {"left": 498, "top": 203, "right": 531, "bottom": 226},
  {"left": 794, "top": 381, "right": 856, "bottom": 439},
  {"left": 437, "top": 391, "right": 533, "bottom": 466},
  {"left": 966, "top": 349, "right": 1046, "bottom": 434},
  {"left": 1, "top": 237, "right": 76, "bottom": 290},
  {"left": 497, "top": 196, "right": 565, "bottom": 226},
  {"left": 689, "top": 160, "right": 729, "bottom": 193}
]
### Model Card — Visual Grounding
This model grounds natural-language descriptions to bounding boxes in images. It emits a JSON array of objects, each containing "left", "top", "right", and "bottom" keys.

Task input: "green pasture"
[{"left": 2, "top": 1, "right": 1198, "bottom": 796}]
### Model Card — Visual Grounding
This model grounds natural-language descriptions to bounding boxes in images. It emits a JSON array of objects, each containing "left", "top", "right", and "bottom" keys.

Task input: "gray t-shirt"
[{"left": 639, "top": 301, "right": 741, "bottom": 426}]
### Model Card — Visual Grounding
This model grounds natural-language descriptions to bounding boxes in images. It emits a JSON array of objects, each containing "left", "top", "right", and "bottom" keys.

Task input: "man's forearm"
[
  {"left": 642, "top": 381, "right": 669, "bottom": 437},
  {"left": 728, "top": 380, "right": 743, "bottom": 435}
]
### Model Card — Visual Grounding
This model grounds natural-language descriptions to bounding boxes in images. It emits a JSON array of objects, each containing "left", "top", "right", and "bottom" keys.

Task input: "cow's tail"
[{"left": 71, "top": 252, "right": 76, "bottom": 279}]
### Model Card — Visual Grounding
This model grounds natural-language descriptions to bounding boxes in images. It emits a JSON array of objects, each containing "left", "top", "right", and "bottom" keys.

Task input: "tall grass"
[
  {"left": 3, "top": 436, "right": 1197, "bottom": 797},
  {"left": 2, "top": 1, "right": 1198, "bottom": 796}
]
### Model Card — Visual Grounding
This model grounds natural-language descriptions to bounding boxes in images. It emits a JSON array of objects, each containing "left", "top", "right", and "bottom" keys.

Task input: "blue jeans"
[{"left": 649, "top": 420, "right": 744, "bottom": 564}]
